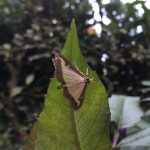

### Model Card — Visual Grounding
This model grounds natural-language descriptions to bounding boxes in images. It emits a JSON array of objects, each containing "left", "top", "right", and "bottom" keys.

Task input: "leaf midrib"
[{"left": 71, "top": 111, "right": 81, "bottom": 150}]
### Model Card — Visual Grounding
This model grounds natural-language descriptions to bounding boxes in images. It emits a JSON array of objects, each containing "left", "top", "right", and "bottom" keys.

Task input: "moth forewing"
[{"left": 52, "top": 52, "right": 92, "bottom": 110}]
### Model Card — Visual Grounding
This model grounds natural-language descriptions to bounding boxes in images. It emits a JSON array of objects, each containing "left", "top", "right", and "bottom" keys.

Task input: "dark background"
[{"left": 0, "top": 0, "right": 150, "bottom": 149}]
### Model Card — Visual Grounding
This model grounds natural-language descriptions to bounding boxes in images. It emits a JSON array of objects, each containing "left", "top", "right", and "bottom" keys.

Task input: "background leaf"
[
  {"left": 120, "top": 147, "right": 150, "bottom": 150},
  {"left": 141, "top": 81, "right": 150, "bottom": 87},
  {"left": 25, "top": 74, "right": 35, "bottom": 85},
  {"left": 10, "top": 86, "right": 23, "bottom": 97},
  {"left": 117, "top": 128, "right": 150, "bottom": 147},
  {"left": 109, "top": 95, "right": 144, "bottom": 128},
  {"left": 25, "top": 19, "right": 112, "bottom": 150}
]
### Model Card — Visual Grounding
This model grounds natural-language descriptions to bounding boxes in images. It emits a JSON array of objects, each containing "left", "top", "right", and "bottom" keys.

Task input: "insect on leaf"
[
  {"left": 25, "top": 19, "right": 112, "bottom": 150},
  {"left": 52, "top": 52, "right": 92, "bottom": 110}
]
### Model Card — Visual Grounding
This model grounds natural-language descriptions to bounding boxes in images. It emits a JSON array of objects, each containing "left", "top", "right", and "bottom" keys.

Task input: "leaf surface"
[{"left": 25, "top": 19, "right": 112, "bottom": 150}]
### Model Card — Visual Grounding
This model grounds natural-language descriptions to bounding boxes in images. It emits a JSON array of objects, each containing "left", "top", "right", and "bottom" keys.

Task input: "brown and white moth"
[{"left": 52, "top": 52, "right": 93, "bottom": 110}]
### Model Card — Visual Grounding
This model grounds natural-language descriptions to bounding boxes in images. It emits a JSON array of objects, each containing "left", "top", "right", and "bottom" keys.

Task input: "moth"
[{"left": 52, "top": 52, "right": 93, "bottom": 110}]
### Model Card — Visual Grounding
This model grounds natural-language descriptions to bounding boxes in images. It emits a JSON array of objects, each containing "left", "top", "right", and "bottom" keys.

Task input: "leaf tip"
[{"left": 70, "top": 18, "right": 76, "bottom": 30}]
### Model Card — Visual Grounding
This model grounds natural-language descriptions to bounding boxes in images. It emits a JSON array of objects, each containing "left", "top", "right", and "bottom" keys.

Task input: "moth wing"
[
  {"left": 52, "top": 52, "right": 88, "bottom": 109},
  {"left": 53, "top": 54, "right": 85, "bottom": 84},
  {"left": 62, "top": 59, "right": 85, "bottom": 82},
  {"left": 64, "top": 83, "right": 87, "bottom": 109}
]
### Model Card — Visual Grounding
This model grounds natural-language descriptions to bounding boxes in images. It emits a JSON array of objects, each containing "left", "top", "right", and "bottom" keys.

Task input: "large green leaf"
[{"left": 25, "top": 19, "right": 112, "bottom": 150}]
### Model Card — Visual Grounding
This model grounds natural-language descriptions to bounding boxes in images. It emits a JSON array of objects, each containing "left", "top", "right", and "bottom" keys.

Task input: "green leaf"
[
  {"left": 109, "top": 95, "right": 144, "bottom": 128},
  {"left": 117, "top": 128, "right": 150, "bottom": 147},
  {"left": 25, "top": 19, "right": 112, "bottom": 150}
]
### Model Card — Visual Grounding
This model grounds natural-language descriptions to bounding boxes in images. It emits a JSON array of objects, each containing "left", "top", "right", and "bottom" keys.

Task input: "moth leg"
[
  {"left": 57, "top": 84, "right": 69, "bottom": 89},
  {"left": 90, "top": 77, "right": 94, "bottom": 82},
  {"left": 74, "top": 61, "right": 80, "bottom": 71},
  {"left": 86, "top": 67, "right": 89, "bottom": 75}
]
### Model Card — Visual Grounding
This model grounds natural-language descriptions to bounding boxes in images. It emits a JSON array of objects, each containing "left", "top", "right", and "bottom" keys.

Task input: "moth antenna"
[
  {"left": 86, "top": 67, "right": 89, "bottom": 75},
  {"left": 74, "top": 61, "right": 80, "bottom": 71},
  {"left": 74, "top": 61, "right": 86, "bottom": 76}
]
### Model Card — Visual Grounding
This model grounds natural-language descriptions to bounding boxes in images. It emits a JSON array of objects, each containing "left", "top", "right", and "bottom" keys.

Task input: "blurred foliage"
[
  {"left": 0, "top": 0, "right": 150, "bottom": 149},
  {"left": 109, "top": 95, "right": 150, "bottom": 149}
]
